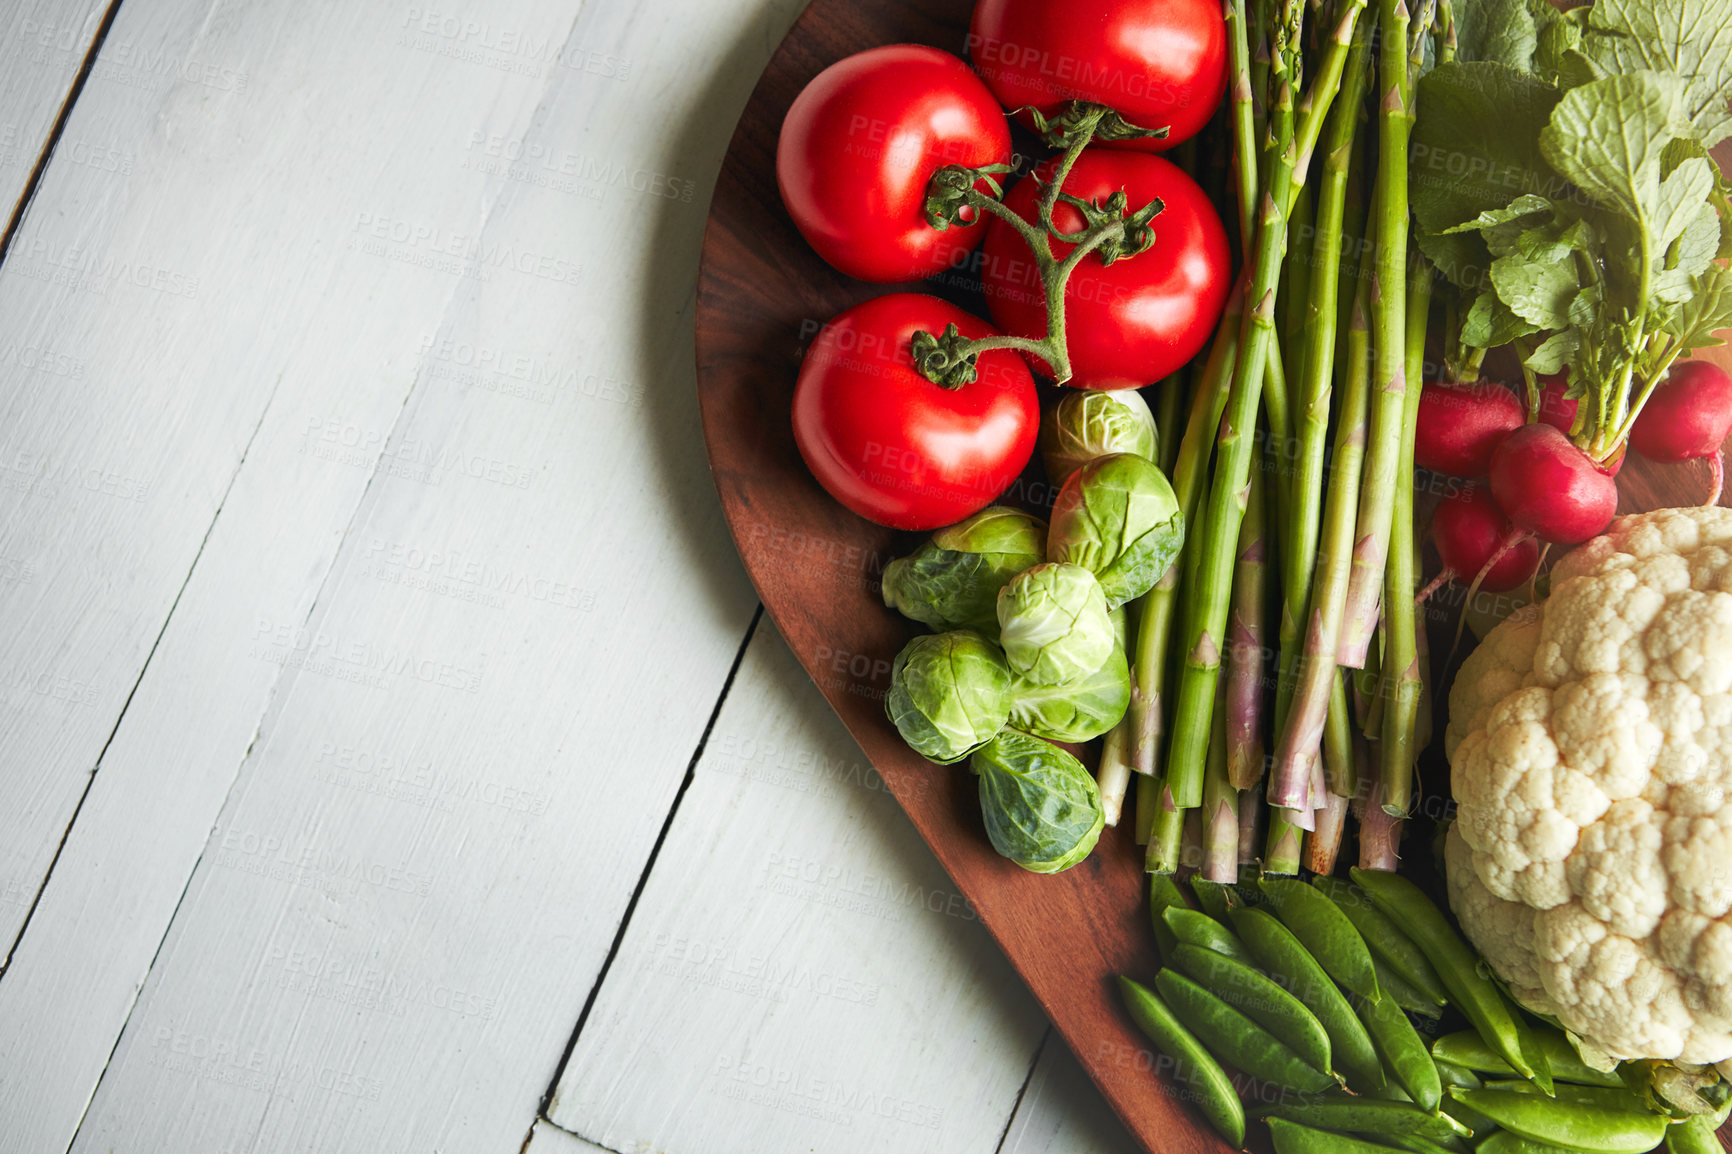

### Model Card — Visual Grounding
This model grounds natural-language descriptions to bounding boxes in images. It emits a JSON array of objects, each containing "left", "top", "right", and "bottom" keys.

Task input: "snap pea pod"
[
  {"left": 1350, "top": 868, "right": 1543, "bottom": 1088},
  {"left": 1267, "top": 1117, "right": 1412, "bottom": 1154},
  {"left": 1359, "top": 983, "right": 1443, "bottom": 1111},
  {"left": 1473, "top": 1133, "right": 1575, "bottom": 1154},
  {"left": 1441, "top": 1095, "right": 1499, "bottom": 1139},
  {"left": 1431, "top": 1029, "right": 1623, "bottom": 1089},
  {"left": 1164, "top": 905, "right": 1257, "bottom": 965},
  {"left": 1377, "top": 957, "right": 1444, "bottom": 1019},
  {"left": 1170, "top": 943, "right": 1333, "bottom": 1074},
  {"left": 1667, "top": 1115, "right": 1726, "bottom": 1154},
  {"left": 1367, "top": 1133, "right": 1467, "bottom": 1154},
  {"left": 1150, "top": 873, "right": 1188, "bottom": 959},
  {"left": 1447, "top": 1087, "right": 1672, "bottom": 1154},
  {"left": 1117, "top": 975, "right": 1245, "bottom": 1147},
  {"left": 1250, "top": 1094, "right": 1469, "bottom": 1141},
  {"left": 1483, "top": 1080, "right": 1650, "bottom": 1114},
  {"left": 1510, "top": 1008, "right": 1556, "bottom": 1097},
  {"left": 1434, "top": 1059, "right": 1483, "bottom": 1092},
  {"left": 1155, "top": 968, "right": 1337, "bottom": 1091},
  {"left": 1314, "top": 875, "right": 1448, "bottom": 1007},
  {"left": 1261, "top": 876, "right": 1383, "bottom": 1002},
  {"left": 1190, "top": 877, "right": 1241, "bottom": 921},
  {"left": 1230, "top": 906, "right": 1386, "bottom": 1093}
]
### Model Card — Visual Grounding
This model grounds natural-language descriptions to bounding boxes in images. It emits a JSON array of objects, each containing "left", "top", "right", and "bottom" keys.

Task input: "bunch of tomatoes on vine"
[{"left": 778, "top": 0, "right": 1231, "bottom": 531}]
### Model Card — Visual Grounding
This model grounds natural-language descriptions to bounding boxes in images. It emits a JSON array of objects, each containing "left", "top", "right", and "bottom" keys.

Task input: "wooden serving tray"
[{"left": 693, "top": 0, "right": 1732, "bottom": 1148}]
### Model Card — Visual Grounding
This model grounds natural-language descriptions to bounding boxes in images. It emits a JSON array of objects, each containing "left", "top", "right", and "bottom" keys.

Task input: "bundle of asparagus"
[{"left": 1098, "top": 0, "right": 1448, "bottom": 877}]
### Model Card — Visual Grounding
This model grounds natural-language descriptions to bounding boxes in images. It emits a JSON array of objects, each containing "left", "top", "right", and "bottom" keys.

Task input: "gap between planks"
[
  {"left": 0, "top": 0, "right": 122, "bottom": 264},
  {"left": 1, "top": 367, "right": 284, "bottom": 976},
  {"left": 538, "top": 604, "right": 763, "bottom": 1121},
  {"left": 993, "top": 1027, "right": 1053, "bottom": 1154}
]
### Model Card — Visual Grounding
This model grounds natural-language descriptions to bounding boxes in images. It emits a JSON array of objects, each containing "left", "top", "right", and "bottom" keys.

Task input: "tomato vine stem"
[{"left": 908, "top": 102, "right": 1164, "bottom": 387}]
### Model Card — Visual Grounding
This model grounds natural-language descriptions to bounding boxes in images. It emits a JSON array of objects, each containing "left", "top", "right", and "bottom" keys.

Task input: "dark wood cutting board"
[{"left": 693, "top": 0, "right": 1732, "bottom": 1148}]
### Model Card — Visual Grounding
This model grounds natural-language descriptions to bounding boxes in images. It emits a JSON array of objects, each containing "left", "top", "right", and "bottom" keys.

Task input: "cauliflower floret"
[
  {"left": 1447, "top": 507, "right": 1732, "bottom": 1065},
  {"left": 1550, "top": 673, "right": 1661, "bottom": 799},
  {"left": 1447, "top": 824, "right": 1552, "bottom": 1011},
  {"left": 1447, "top": 616, "right": 1542, "bottom": 761},
  {"left": 1646, "top": 590, "right": 1732, "bottom": 696},
  {"left": 1568, "top": 799, "right": 1669, "bottom": 939},
  {"left": 1663, "top": 806, "right": 1732, "bottom": 919},
  {"left": 1531, "top": 902, "right": 1693, "bottom": 1058}
]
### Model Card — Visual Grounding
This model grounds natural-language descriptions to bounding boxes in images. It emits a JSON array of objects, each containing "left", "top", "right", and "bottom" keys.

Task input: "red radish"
[
  {"left": 1532, "top": 370, "right": 1618, "bottom": 480},
  {"left": 1535, "top": 372, "right": 1578, "bottom": 432},
  {"left": 1426, "top": 486, "right": 1539, "bottom": 593},
  {"left": 1414, "top": 382, "right": 1525, "bottom": 477},
  {"left": 1489, "top": 423, "right": 1619, "bottom": 544},
  {"left": 1631, "top": 361, "right": 1732, "bottom": 458},
  {"left": 1630, "top": 361, "right": 1732, "bottom": 505}
]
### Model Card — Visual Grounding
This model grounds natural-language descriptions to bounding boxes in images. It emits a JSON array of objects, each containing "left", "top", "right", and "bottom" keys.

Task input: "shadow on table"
[{"left": 627, "top": 0, "right": 810, "bottom": 628}]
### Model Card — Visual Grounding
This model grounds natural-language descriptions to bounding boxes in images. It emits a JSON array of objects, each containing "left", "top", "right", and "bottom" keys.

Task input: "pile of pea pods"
[{"left": 1117, "top": 867, "right": 1729, "bottom": 1154}]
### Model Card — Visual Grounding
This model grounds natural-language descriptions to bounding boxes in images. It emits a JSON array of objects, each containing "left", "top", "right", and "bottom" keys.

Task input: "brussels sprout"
[
  {"left": 1047, "top": 453, "right": 1185, "bottom": 608},
  {"left": 884, "top": 631, "right": 1012, "bottom": 763},
  {"left": 881, "top": 507, "right": 1047, "bottom": 633},
  {"left": 1008, "top": 642, "right": 1131, "bottom": 743},
  {"left": 996, "top": 562, "right": 1114, "bottom": 686},
  {"left": 972, "top": 729, "right": 1105, "bottom": 873},
  {"left": 1039, "top": 389, "right": 1159, "bottom": 487}
]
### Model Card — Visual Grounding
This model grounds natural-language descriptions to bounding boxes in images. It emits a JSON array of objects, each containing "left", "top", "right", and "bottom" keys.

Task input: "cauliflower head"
[{"left": 1446, "top": 506, "right": 1732, "bottom": 1067}]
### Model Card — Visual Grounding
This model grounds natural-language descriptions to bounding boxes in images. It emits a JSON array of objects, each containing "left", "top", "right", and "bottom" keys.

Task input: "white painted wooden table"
[{"left": 0, "top": 2, "right": 1147, "bottom": 1151}]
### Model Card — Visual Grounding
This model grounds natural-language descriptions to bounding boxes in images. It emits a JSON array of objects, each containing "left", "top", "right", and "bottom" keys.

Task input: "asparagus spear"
[
  {"left": 1358, "top": 762, "right": 1404, "bottom": 871},
  {"left": 1097, "top": 721, "right": 1133, "bottom": 828},
  {"left": 1155, "top": 372, "right": 1185, "bottom": 478},
  {"left": 1272, "top": 19, "right": 1372, "bottom": 742},
  {"left": 1202, "top": 678, "right": 1240, "bottom": 882},
  {"left": 1303, "top": 791, "right": 1351, "bottom": 875},
  {"left": 1324, "top": 669, "right": 1357, "bottom": 798},
  {"left": 1225, "top": 0, "right": 1259, "bottom": 255},
  {"left": 1134, "top": 773, "right": 1158, "bottom": 845},
  {"left": 1238, "top": 785, "right": 1265, "bottom": 865},
  {"left": 1264, "top": 800, "right": 1304, "bottom": 875},
  {"left": 1225, "top": 459, "right": 1270, "bottom": 790},
  {"left": 1266, "top": 209, "right": 1374, "bottom": 809},
  {"left": 1380, "top": 251, "right": 1434, "bottom": 816},
  {"left": 1336, "top": 0, "right": 1415, "bottom": 668},
  {"left": 1166, "top": 0, "right": 1367, "bottom": 809},
  {"left": 1130, "top": 283, "right": 1247, "bottom": 778},
  {"left": 1376, "top": 0, "right": 1437, "bottom": 817},
  {"left": 1147, "top": 779, "right": 1187, "bottom": 874}
]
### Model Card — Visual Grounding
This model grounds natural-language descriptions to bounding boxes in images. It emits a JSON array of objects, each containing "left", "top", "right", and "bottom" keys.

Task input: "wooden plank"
[
  {"left": 549, "top": 620, "right": 1048, "bottom": 1154},
  {"left": 1001, "top": 1036, "right": 1147, "bottom": 1154},
  {"left": 0, "top": 0, "right": 607, "bottom": 1139},
  {"left": 0, "top": 0, "right": 108, "bottom": 222},
  {"left": 0, "top": 0, "right": 787, "bottom": 1148},
  {"left": 0, "top": 0, "right": 504, "bottom": 955}
]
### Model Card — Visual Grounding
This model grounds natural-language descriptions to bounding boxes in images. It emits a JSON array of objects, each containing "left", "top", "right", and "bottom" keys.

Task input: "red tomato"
[
  {"left": 968, "top": 0, "right": 1227, "bottom": 150},
  {"left": 777, "top": 45, "right": 1011, "bottom": 284},
  {"left": 978, "top": 150, "right": 1230, "bottom": 389},
  {"left": 792, "top": 294, "right": 1039, "bottom": 530}
]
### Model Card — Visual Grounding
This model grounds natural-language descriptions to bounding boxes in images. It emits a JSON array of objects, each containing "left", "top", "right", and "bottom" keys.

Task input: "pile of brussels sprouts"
[{"left": 881, "top": 391, "right": 1184, "bottom": 873}]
